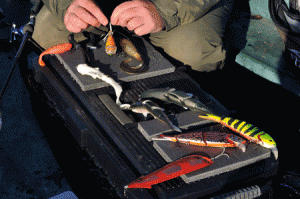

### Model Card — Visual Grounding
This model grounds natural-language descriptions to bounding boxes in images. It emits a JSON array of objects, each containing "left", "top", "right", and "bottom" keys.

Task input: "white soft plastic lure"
[{"left": 76, "top": 64, "right": 122, "bottom": 105}]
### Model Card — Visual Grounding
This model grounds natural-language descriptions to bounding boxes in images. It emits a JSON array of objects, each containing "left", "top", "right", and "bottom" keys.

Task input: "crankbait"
[
  {"left": 152, "top": 131, "right": 246, "bottom": 152},
  {"left": 198, "top": 114, "right": 278, "bottom": 160},
  {"left": 38, "top": 43, "right": 73, "bottom": 67},
  {"left": 120, "top": 100, "right": 181, "bottom": 132},
  {"left": 76, "top": 64, "right": 122, "bottom": 105},
  {"left": 104, "top": 23, "right": 117, "bottom": 56}
]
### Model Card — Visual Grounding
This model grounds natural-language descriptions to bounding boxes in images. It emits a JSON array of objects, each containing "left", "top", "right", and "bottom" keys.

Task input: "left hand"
[
  {"left": 64, "top": 0, "right": 108, "bottom": 33},
  {"left": 110, "top": 0, "right": 165, "bottom": 36}
]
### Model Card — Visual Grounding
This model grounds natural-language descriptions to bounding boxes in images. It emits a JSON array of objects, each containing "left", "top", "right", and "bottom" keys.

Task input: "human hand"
[
  {"left": 64, "top": 0, "right": 109, "bottom": 33},
  {"left": 111, "top": 0, "right": 165, "bottom": 36}
]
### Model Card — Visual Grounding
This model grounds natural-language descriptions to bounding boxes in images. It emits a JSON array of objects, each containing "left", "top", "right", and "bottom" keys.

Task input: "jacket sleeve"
[
  {"left": 149, "top": 0, "right": 221, "bottom": 31},
  {"left": 42, "top": 0, "right": 74, "bottom": 22}
]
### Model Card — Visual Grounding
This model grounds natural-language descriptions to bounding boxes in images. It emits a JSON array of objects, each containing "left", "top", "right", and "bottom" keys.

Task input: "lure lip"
[
  {"left": 272, "top": 146, "right": 278, "bottom": 160},
  {"left": 262, "top": 143, "right": 278, "bottom": 160},
  {"left": 237, "top": 142, "right": 246, "bottom": 152}
]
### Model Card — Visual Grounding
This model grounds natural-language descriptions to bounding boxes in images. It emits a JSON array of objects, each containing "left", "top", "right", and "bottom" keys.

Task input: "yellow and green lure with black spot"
[{"left": 198, "top": 114, "right": 278, "bottom": 160}]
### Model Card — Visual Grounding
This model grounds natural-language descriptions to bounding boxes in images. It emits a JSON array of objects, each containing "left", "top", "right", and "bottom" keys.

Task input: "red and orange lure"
[
  {"left": 153, "top": 131, "right": 247, "bottom": 152},
  {"left": 124, "top": 155, "right": 213, "bottom": 189},
  {"left": 105, "top": 23, "right": 117, "bottom": 56},
  {"left": 38, "top": 43, "right": 72, "bottom": 67},
  {"left": 124, "top": 149, "right": 229, "bottom": 196}
]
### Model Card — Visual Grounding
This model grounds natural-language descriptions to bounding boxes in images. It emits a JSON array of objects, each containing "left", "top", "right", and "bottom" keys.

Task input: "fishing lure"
[
  {"left": 120, "top": 38, "right": 143, "bottom": 63},
  {"left": 104, "top": 23, "right": 117, "bottom": 56},
  {"left": 120, "top": 100, "right": 181, "bottom": 132},
  {"left": 119, "top": 38, "right": 146, "bottom": 74},
  {"left": 140, "top": 88, "right": 212, "bottom": 114},
  {"left": 124, "top": 149, "right": 229, "bottom": 194},
  {"left": 124, "top": 155, "right": 213, "bottom": 190},
  {"left": 152, "top": 131, "right": 246, "bottom": 152},
  {"left": 76, "top": 64, "right": 122, "bottom": 105},
  {"left": 38, "top": 43, "right": 73, "bottom": 67},
  {"left": 198, "top": 114, "right": 278, "bottom": 160}
]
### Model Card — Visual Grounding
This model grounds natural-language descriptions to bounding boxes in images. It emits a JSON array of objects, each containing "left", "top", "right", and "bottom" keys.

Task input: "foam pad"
[
  {"left": 138, "top": 111, "right": 216, "bottom": 141},
  {"left": 55, "top": 36, "right": 175, "bottom": 91},
  {"left": 153, "top": 140, "right": 270, "bottom": 183}
]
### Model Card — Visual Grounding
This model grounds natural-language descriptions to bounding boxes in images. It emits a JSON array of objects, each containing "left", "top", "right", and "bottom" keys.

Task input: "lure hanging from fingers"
[{"left": 105, "top": 22, "right": 117, "bottom": 56}]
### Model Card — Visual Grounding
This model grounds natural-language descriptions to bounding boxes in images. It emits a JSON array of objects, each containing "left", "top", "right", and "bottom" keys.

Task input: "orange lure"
[
  {"left": 39, "top": 43, "right": 72, "bottom": 67},
  {"left": 105, "top": 23, "right": 117, "bottom": 55}
]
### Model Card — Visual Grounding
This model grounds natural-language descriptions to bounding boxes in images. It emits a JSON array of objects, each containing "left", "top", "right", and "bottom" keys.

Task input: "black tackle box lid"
[{"left": 33, "top": 34, "right": 278, "bottom": 198}]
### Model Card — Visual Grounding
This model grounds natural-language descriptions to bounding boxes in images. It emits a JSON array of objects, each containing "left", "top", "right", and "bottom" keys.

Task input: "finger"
[
  {"left": 65, "top": 14, "right": 90, "bottom": 33},
  {"left": 73, "top": 6, "right": 101, "bottom": 27},
  {"left": 77, "top": 0, "right": 108, "bottom": 26},
  {"left": 111, "top": 1, "right": 139, "bottom": 25},
  {"left": 66, "top": 22, "right": 84, "bottom": 33},
  {"left": 127, "top": 17, "right": 144, "bottom": 31},
  {"left": 134, "top": 25, "right": 151, "bottom": 36},
  {"left": 116, "top": 7, "right": 139, "bottom": 27},
  {"left": 67, "top": 13, "right": 90, "bottom": 29}
]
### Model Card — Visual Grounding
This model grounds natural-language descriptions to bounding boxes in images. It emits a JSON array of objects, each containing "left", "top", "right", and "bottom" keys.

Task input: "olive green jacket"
[{"left": 42, "top": 0, "right": 221, "bottom": 31}]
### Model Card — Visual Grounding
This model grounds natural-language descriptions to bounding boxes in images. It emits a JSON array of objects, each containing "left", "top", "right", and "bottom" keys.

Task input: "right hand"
[{"left": 64, "top": 0, "right": 109, "bottom": 33}]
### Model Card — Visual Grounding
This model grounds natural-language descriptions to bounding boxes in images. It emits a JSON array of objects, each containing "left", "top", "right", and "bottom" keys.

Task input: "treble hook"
[
  {"left": 211, "top": 147, "right": 230, "bottom": 161},
  {"left": 102, "top": 22, "right": 113, "bottom": 42}
]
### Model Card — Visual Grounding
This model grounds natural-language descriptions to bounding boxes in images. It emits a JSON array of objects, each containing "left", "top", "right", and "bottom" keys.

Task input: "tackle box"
[{"left": 28, "top": 34, "right": 279, "bottom": 198}]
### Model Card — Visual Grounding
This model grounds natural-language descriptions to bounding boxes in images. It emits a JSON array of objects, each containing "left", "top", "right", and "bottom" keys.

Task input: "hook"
[
  {"left": 102, "top": 22, "right": 114, "bottom": 42},
  {"left": 211, "top": 147, "right": 230, "bottom": 161},
  {"left": 110, "top": 22, "right": 113, "bottom": 32}
]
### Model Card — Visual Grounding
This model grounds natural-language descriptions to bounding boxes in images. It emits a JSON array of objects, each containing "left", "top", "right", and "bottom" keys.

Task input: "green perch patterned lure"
[{"left": 198, "top": 114, "right": 278, "bottom": 160}]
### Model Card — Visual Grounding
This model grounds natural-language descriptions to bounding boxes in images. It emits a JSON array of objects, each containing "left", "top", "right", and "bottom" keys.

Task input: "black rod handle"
[{"left": 0, "top": 31, "right": 31, "bottom": 102}]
